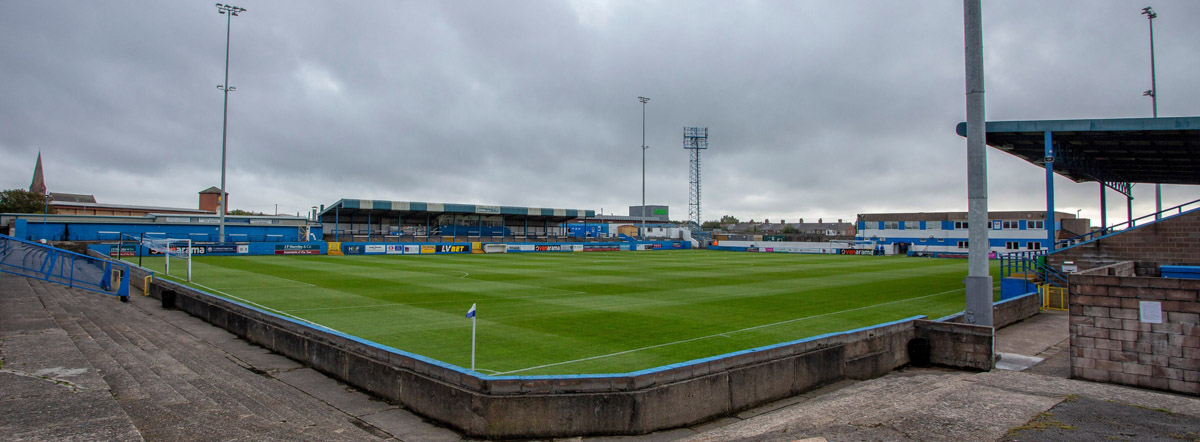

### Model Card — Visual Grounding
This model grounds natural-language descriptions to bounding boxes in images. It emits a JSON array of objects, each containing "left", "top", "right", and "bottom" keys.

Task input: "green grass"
[{"left": 130, "top": 250, "right": 1000, "bottom": 375}]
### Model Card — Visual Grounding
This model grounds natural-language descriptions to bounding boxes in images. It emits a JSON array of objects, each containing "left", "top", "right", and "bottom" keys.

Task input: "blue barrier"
[{"left": 1, "top": 234, "right": 131, "bottom": 300}]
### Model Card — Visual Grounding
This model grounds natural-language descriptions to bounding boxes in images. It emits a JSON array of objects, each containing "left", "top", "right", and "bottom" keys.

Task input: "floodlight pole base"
[{"left": 963, "top": 275, "right": 994, "bottom": 327}]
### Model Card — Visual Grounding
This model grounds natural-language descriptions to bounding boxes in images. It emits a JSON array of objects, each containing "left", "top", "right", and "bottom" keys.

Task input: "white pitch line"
[
  {"left": 493, "top": 287, "right": 964, "bottom": 375},
  {"left": 176, "top": 278, "right": 346, "bottom": 334}
]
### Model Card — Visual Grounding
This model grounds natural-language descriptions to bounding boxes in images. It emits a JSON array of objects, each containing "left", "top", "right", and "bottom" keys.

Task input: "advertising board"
[
  {"left": 437, "top": 245, "right": 469, "bottom": 253},
  {"left": 365, "top": 244, "right": 386, "bottom": 254},
  {"left": 276, "top": 244, "right": 322, "bottom": 255},
  {"left": 109, "top": 245, "right": 137, "bottom": 257},
  {"left": 420, "top": 245, "right": 436, "bottom": 254}
]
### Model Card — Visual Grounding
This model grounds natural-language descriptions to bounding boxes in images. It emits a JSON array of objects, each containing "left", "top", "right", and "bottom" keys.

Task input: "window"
[
  {"left": 883, "top": 221, "right": 899, "bottom": 230},
  {"left": 1006, "top": 241, "right": 1020, "bottom": 250},
  {"left": 1026, "top": 242, "right": 1042, "bottom": 250},
  {"left": 957, "top": 241, "right": 969, "bottom": 249},
  {"left": 1002, "top": 220, "right": 1019, "bottom": 229},
  {"left": 1028, "top": 220, "right": 1045, "bottom": 229},
  {"left": 909, "top": 221, "right": 921, "bottom": 230},
  {"left": 992, "top": 220, "right": 1002, "bottom": 229},
  {"left": 954, "top": 221, "right": 968, "bottom": 229}
]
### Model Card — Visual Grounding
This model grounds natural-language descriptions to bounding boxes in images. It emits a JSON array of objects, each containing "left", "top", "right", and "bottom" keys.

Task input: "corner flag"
[{"left": 467, "top": 303, "right": 477, "bottom": 371}]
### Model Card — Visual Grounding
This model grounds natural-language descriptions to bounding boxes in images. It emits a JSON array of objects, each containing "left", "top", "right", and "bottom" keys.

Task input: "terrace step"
[{"left": 4, "top": 276, "right": 408, "bottom": 441}]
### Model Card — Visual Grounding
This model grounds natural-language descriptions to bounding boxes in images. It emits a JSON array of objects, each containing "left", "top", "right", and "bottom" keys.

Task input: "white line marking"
[
  {"left": 155, "top": 272, "right": 346, "bottom": 334},
  {"left": 493, "top": 288, "right": 964, "bottom": 375}
]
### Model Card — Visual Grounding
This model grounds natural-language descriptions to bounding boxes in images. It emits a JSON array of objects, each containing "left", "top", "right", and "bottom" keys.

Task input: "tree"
[
  {"left": 719, "top": 215, "right": 740, "bottom": 224},
  {"left": 700, "top": 220, "right": 722, "bottom": 230},
  {"left": 227, "top": 209, "right": 264, "bottom": 216},
  {"left": 0, "top": 188, "right": 54, "bottom": 214},
  {"left": 782, "top": 224, "right": 799, "bottom": 234}
]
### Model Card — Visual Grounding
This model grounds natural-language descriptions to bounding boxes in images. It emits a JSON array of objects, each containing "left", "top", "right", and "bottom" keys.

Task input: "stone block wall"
[
  {"left": 1048, "top": 208, "right": 1200, "bottom": 274},
  {"left": 915, "top": 320, "right": 994, "bottom": 370},
  {"left": 1069, "top": 272, "right": 1200, "bottom": 396}
]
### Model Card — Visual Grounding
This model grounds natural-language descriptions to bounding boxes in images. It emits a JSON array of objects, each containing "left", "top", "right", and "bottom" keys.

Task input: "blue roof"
[{"left": 955, "top": 116, "right": 1200, "bottom": 185}]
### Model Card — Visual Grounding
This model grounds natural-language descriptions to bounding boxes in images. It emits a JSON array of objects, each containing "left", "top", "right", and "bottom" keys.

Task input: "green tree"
[
  {"left": 227, "top": 209, "right": 264, "bottom": 216},
  {"left": 0, "top": 189, "right": 54, "bottom": 214},
  {"left": 719, "top": 215, "right": 739, "bottom": 224},
  {"left": 701, "top": 220, "right": 722, "bottom": 230},
  {"left": 782, "top": 224, "right": 798, "bottom": 234}
]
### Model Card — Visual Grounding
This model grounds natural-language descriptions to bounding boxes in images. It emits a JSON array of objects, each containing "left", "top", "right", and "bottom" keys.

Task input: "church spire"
[{"left": 29, "top": 152, "right": 47, "bottom": 195}]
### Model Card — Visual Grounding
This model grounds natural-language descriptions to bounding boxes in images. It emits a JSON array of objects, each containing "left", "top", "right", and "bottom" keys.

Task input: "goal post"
[
  {"left": 483, "top": 243, "right": 508, "bottom": 254},
  {"left": 138, "top": 237, "right": 193, "bottom": 282}
]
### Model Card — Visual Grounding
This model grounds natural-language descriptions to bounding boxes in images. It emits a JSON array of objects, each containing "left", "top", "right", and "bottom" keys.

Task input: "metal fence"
[{"left": 0, "top": 234, "right": 130, "bottom": 299}]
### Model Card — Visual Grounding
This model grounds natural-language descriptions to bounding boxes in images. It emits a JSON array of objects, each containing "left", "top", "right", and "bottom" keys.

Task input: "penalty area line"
[{"left": 493, "top": 287, "right": 964, "bottom": 376}]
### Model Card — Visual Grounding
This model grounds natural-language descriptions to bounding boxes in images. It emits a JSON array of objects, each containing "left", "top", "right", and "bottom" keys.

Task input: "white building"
[{"left": 855, "top": 211, "right": 1089, "bottom": 256}]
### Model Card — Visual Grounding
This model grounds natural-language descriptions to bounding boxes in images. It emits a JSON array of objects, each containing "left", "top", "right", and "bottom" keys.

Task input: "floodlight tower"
[
  {"left": 638, "top": 96, "right": 650, "bottom": 240},
  {"left": 1142, "top": 6, "right": 1161, "bottom": 219},
  {"left": 683, "top": 127, "right": 708, "bottom": 229},
  {"left": 215, "top": 3, "right": 246, "bottom": 243}
]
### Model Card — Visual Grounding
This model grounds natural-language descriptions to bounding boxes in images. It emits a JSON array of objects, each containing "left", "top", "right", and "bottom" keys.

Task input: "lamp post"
[
  {"left": 216, "top": 3, "right": 246, "bottom": 243},
  {"left": 1142, "top": 6, "right": 1161, "bottom": 220},
  {"left": 638, "top": 96, "right": 650, "bottom": 241}
]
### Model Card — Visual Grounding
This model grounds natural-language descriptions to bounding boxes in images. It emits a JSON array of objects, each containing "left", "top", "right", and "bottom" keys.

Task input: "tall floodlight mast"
[
  {"left": 1142, "top": 6, "right": 1161, "bottom": 219},
  {"left": 683, "top": 127, "right": 708, "bottom": 229},
  {"left": 215, "top": 3, "right": 246, "bottom": 243},
  {"left": 639, "top": 97, "right": 650, "bottom": 240}
]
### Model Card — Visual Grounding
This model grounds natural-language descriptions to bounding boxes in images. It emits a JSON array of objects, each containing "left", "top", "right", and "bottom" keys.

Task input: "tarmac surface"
[{"left": 2, "top": 275, "right": 1198, "bottom": 441}]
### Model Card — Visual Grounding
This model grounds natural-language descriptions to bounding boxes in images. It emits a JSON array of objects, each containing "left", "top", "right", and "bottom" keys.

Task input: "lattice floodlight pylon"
[{"left": 683, "top": 127, "right": 708, "bottom": 229}]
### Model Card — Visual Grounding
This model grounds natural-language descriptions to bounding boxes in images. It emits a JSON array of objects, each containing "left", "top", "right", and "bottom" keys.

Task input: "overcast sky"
[{"left": 2, "top": 1, "right": 1197, "bottom": 224}]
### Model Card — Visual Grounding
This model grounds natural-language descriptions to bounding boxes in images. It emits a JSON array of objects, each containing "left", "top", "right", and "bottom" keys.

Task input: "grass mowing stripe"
[
  {"left": 130, "top": 251, "right": 1000, "bottom": 374},
  {"left": 494, "top": 287, "right": 964, "bottom": 375}
]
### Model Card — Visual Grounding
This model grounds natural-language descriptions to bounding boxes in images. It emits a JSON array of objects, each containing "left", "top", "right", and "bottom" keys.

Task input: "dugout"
[{"left": 317, "top": 198, "right": 599, "bottom": 242}]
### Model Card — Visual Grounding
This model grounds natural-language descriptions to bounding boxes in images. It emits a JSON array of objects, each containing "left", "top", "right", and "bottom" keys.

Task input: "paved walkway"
[{"left": 3, "top": 275, "right": 1197, "bottom": 441}]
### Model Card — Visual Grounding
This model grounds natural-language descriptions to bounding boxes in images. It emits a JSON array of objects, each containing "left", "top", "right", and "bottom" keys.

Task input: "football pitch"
[{"left": 131, "top": 250, "right": 1001, "bottom": 376}]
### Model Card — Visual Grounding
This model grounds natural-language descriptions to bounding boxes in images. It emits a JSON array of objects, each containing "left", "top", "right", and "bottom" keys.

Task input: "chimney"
[
  {"left": 838, "top": 219, "right": 843, "bottom": 223},
  {"left": 818, "top": 218, "right": 823, "bottom": 224},
  {"left": 799, "top": 218, "right": 804, "bottom": 223}
]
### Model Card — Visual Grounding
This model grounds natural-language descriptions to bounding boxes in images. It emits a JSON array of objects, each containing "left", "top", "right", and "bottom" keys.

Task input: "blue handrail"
[
  {"left": 0, "top": 234, "right": 131, "bottom": 300},
  {"left": 1056, "top": 197, "right": 1200, "bottom": 249}
]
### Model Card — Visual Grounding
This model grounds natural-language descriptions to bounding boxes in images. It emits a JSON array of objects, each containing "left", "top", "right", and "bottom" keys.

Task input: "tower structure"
[{"left": 683, "top": 127, "right": 708, "bottom": 228}]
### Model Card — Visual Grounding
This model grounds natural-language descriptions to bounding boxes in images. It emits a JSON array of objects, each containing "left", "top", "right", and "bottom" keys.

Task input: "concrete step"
[
  {"left": 39, "top": 281, "right": 376, "bottom": 438},
  {"left": 9, "top": 275, "right": 414, "bottom": 440}
]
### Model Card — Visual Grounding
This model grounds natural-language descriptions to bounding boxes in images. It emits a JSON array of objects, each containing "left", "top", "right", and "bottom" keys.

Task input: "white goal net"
[{"left": 134, "top": 236, "right": 193, "bottom": 281}]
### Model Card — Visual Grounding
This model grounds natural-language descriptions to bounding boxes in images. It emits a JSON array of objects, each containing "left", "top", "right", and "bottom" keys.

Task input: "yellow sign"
[
  {"left": 420, "top": 245, "right": 436, "bottom": 254},
  {"left": 328, "top": 242, "right": 343, "bottom": 256}
]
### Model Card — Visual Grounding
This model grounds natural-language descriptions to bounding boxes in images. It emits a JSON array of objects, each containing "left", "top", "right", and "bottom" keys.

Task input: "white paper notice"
[{"left": 1139, "top": 301, "right": 1163, "bottom": 324}]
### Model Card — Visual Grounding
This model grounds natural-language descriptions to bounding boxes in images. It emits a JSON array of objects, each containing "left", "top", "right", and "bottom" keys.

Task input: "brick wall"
[
  {"left": 1048, "top": 208, "right": 1200, "bottom": 273},
  {"left": 1070, "top": 272, "right": 1200, "bottom": 396}
]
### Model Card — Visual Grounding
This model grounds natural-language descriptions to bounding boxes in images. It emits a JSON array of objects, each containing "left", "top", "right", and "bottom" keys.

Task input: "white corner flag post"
[{"left": 467, "top": 303, "right": 477, "bottom": 371}]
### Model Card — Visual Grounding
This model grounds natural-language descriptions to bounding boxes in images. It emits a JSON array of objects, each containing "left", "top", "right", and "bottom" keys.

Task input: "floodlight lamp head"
[
  {"left": 1143, "top": 89, "right": 1155, "bottom": 97},
  {"left": 1142, "top": 7, "right": 1156, "bottom": 18},
  {"left": 638, "top": 96, "right": 649, "bottom": 103}
]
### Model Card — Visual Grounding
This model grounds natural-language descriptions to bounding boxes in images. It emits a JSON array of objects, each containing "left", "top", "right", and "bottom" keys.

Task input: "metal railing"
[
  {"left": 0, "top": 234, "right": 131, "bottom": 300},
  {"left": 1055, "top": 197, "right": 1200, "bottom": 250}
]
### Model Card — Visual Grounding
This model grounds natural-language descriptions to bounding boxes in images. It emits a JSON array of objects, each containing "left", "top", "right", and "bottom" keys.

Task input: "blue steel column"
[
  {"left": 1045, "top": 131, "right": 1056, "bottom": 252},
  {"left": 334, "top": 206, "right": 339, "bottom": 242},
  {"left": 1100, "top": 185, "right": 1107, "bottom": 232}
]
